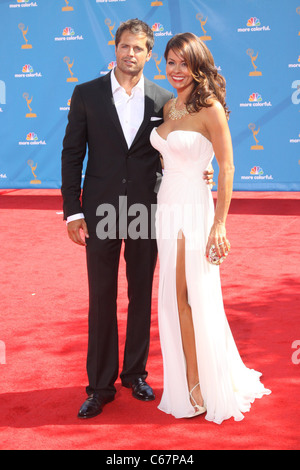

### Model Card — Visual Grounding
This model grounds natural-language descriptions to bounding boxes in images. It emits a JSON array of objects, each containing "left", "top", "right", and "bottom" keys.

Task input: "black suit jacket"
[{"left": 61, "top": 72, "right": 173, "bottom": 227}]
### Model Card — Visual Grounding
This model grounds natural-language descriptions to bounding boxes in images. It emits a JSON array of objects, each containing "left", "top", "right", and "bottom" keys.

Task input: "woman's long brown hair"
[{"left": 164, "top": 33, "right": 230, "bottom": 119}]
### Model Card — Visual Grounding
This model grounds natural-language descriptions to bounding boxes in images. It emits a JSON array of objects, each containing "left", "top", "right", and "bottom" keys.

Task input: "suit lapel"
[
  {"left": 101, "top": 72, "right": 128, "bottom": 152},
  {"left": 130, "top": 77, "right": 155, "bottom": 149},
  {"left": 101, "top": 73, "right": 156, "bottom": 151}
]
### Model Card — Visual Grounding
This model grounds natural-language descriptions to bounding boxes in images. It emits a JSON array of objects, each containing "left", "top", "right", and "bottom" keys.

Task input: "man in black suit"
[{"left": 61, "top": 19, "right": 212, "bottom": 419}]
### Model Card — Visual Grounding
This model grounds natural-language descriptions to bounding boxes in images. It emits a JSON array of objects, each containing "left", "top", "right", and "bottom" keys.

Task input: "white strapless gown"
[{"left": 150, "top": 128, "right": 271, "bottom": 424}]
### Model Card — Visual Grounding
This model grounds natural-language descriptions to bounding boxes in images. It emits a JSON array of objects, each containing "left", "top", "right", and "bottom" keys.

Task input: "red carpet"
[{"left": 0, "top": 190, "right": 299, "bottom": 450}]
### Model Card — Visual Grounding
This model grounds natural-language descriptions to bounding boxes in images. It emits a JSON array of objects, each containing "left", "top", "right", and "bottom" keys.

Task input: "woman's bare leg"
[{"left": 176, "top": 231, "right": 204, "bottom": 408}]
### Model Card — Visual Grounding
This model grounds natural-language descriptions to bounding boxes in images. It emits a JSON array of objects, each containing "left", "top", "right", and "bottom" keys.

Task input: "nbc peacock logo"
[
  {"left": 238, "top": 17, "right": 270, "bottom": 33},
  {"left": 9, "top": 1, "right": 37, "bottom": 8},
  {"left": 108, "top": 61, "right": 117, "bottom": 70},
  {"left": 152, "top": 23, "right": 164, "bottom": 32},
  {"left": 63, "top": 27, "right": 75, "bottom": 36},
  {"left": 26, "top": 132, "right": 38, "bottom": 141},
  {"left": 19, "top": 132, "right": 46, "bottom": 146},
  {"left": 240, "top": 92, "right": 272, "bottom": 108},
  {"left": 241, "top": 166, "right": 273, "bottom": 181},
  {"left": 249, "top": 92, "right": 262, "bottom": 103},
  {"left": 100, "top": 60, "right": 117, "bottom": 75},
  {"left": 250, "top": 166, "right": 264, "bottom": 175},
  {"left": 247, "top": 17, "right": 261, "bottom": 27},
  {"left": 15, "top": 64, "right": 42, "bottom": 78},
  {"left": 22, "top": 64, "right": 33, "bottom": 73},
  {"left": 151, "top": 22, "right": 172, "bottom": 37},
  {"left": 55, "top": 27, "right": 83, "bottom": 41}
]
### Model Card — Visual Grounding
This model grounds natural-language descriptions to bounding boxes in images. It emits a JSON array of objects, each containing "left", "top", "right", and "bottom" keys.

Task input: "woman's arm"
[{"left": 203, "top": 101, "right": 235, "bottom": 259}]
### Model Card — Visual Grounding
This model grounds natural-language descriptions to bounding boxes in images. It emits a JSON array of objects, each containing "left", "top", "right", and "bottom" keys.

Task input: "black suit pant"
[{"left": 85, "top": 230, "right": 158, "bottom": 401}]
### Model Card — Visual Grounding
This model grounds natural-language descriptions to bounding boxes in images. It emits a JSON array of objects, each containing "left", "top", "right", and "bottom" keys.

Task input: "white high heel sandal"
[{"left": 189, "top": 383, "right": 207, "bottom": 417}]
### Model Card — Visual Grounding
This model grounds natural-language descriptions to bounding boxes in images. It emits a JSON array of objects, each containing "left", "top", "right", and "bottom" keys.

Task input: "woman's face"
[{"left": 166, "top": 49, "right": 194, "bottom": 92}]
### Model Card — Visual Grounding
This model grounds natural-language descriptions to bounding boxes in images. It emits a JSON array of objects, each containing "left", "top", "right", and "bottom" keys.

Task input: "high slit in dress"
[{"left": 150, "top": 128, "right": 271, "bottom": 425}]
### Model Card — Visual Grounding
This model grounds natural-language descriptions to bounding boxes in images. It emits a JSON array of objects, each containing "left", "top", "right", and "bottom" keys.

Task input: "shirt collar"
[{"left": 111, "top": 68, "right": 144, "bottom": 95}]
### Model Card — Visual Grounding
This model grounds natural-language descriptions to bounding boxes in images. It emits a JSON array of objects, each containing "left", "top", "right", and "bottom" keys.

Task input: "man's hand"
[
  {"left": 203, "top": 164, "right": 215, "bottom": 189},
  {"left": 67, "top": 219, "right": 89, "bottom": 246}
]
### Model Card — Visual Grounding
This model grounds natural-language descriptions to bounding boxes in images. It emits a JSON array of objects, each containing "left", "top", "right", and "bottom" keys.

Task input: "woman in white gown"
[{"left": 150, "top": 33, "right": 271, "bottom": 424}]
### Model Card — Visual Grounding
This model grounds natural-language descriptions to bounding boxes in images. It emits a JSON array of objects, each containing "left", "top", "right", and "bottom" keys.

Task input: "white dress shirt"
[
  {"left": 67, "top": 69, "right": 145, "bottom": 224},
  {"left": 111, "top": 68, "right": 145, "bottom": 148}
]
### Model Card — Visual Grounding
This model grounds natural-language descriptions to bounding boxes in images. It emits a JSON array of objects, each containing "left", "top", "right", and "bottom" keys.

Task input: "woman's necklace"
[{"left": 168, "top": 98, "right": 190, "bottom": 121}]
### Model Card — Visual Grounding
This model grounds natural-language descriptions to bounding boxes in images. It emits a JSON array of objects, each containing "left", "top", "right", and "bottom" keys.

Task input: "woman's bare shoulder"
[{"left": 201, "top": 100, "right": 227, "bottom": 126}]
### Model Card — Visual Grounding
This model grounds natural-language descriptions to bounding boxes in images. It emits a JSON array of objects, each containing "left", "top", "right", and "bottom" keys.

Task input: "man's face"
[{"left": 115, "top": 31, "right": 152, "bottom": 76}]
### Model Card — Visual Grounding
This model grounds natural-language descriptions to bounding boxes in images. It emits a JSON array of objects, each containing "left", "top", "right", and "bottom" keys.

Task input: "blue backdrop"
[{"left": 0, "top": 0, "right": 299, "bottom": 190}]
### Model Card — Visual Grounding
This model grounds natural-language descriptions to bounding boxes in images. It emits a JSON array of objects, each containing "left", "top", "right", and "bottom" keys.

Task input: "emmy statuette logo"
[
  {"left": 152, "top": 54, "right": 165, "bottom": 80},
  {"left": 27, "top": 160, "right": 41, "bottom": 184},
  {"left": 249, "top": 123, "right": 264, "bottom": 150},
  {"left": 105, "top": 19, "right": 116, "bottom": 46},
  {"left": 62, "top": 0, "right": 74, "bottom": 11},
  {"left": 23, "top": 92, "right": 36, "bottom": 118},
  {"left": 64, "top": 56, "right": 78, "bottom": 82},
  {"left": 196, "top": 13, "right": 211, "bottom": 41},
  {"left": 247, "top": 49, "right": 262, "bottom": 76},
  {"left": 19, "top": 23, "right": 32, "bottom": 49}
]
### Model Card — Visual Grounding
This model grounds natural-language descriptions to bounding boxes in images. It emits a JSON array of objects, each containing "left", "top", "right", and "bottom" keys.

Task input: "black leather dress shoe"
[
  {"left": 77, "top": 393, "right": 113, "bottom": 419},
  {"left": 123, "top": 378, "right": 155, "bottom": 402}
]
